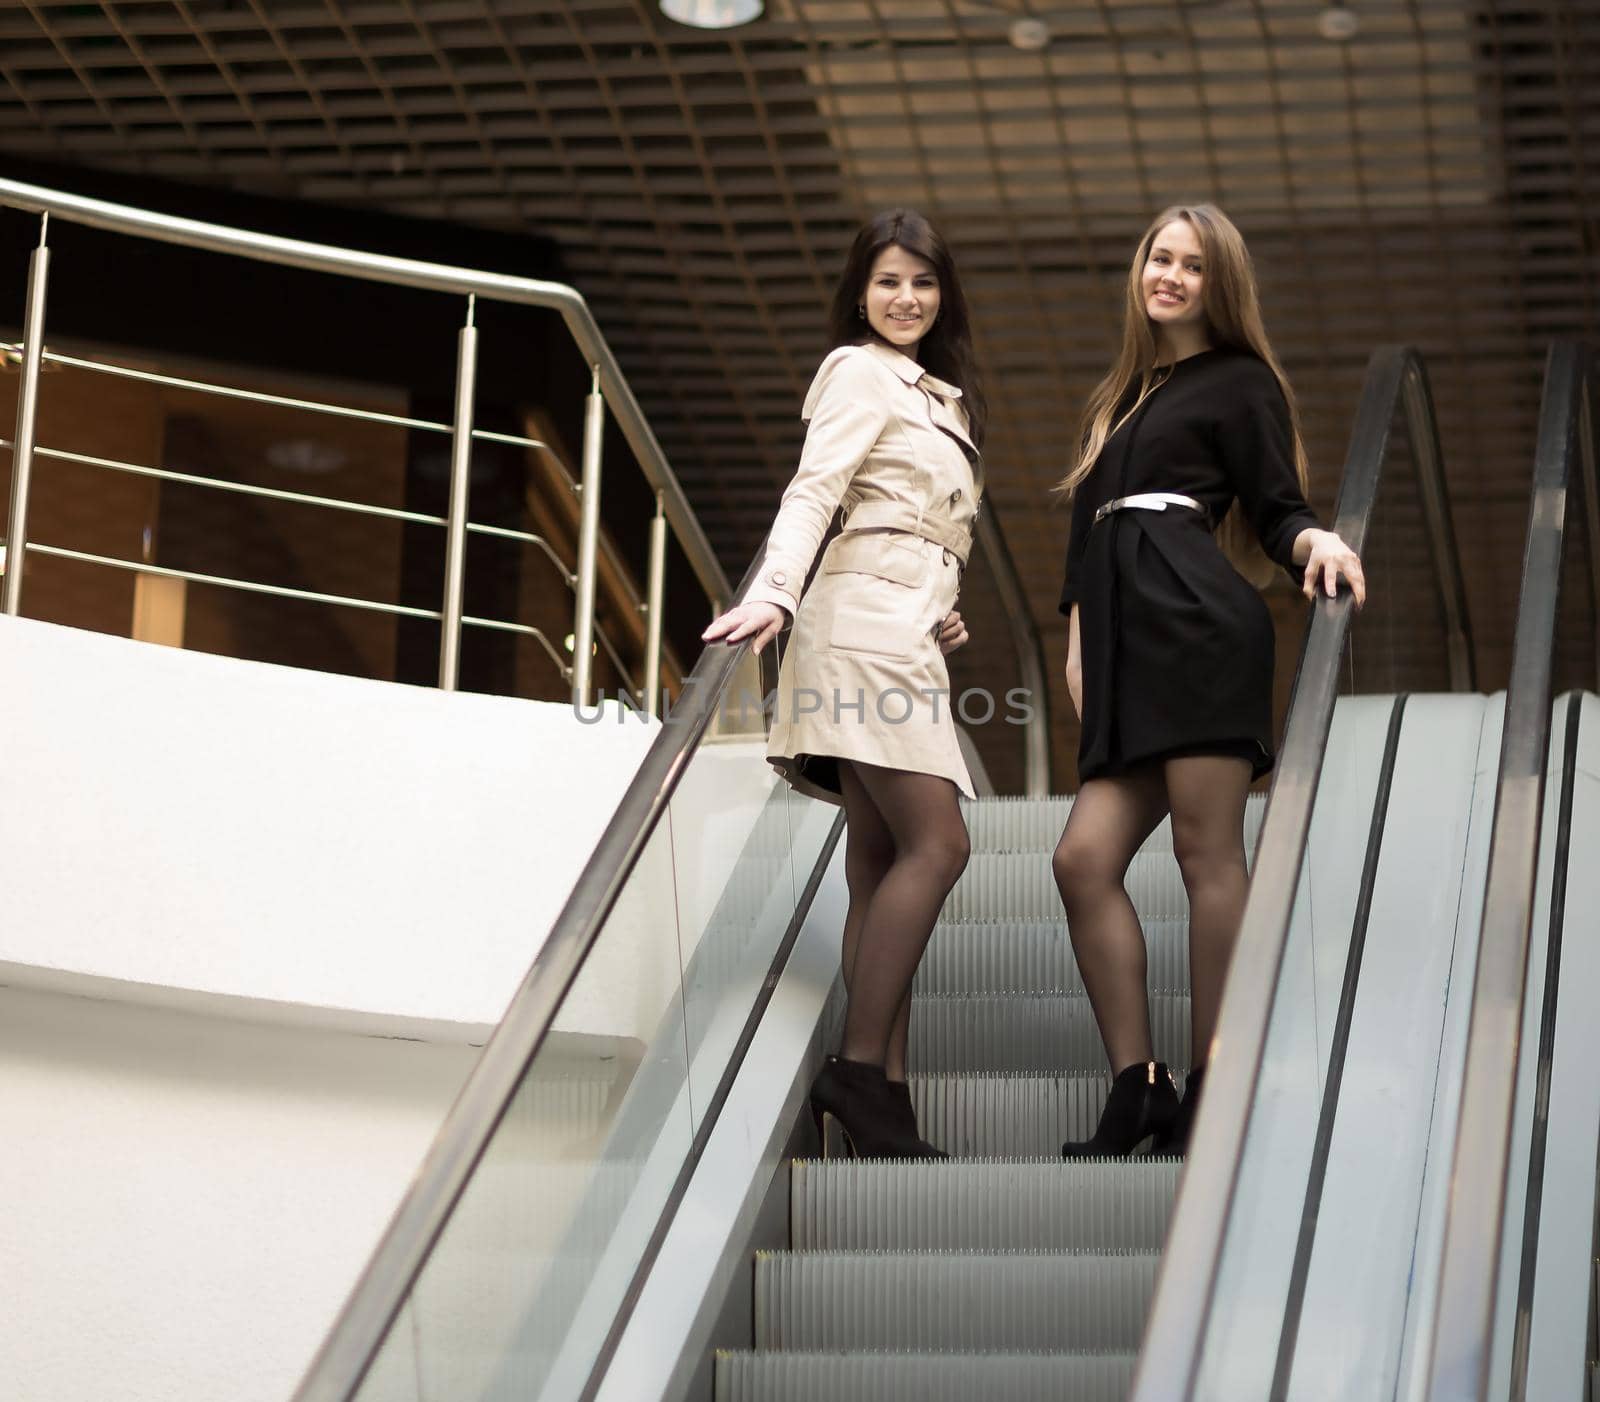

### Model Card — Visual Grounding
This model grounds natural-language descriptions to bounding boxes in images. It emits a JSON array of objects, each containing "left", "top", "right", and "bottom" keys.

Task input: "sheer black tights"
[
  {"left": 1052, "top": 754, "right": 1252, "bottom": 1073},
  {"left": 838, "top": 760, "right": 970, "bottom": 1079}
]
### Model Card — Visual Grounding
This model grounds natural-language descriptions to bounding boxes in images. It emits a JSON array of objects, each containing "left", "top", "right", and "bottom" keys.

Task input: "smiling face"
[
  {"left": 1141, "top": 219, "right": 1208, "bottom": 339},
  {"left": 862, "top": 244, "right": 941, "bottom": 355}
]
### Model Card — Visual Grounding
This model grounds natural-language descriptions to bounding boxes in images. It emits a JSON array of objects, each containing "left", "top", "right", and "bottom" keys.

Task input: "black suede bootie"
[
  {"left": 886, "top": 1078, "right": 949, "bottom": 1159},
  {"left": 1061, "top": 1060, "right": 1180, "bottom": 1159},
  {"left": 809, "top": 1056, "right": 938, "bottom": 1159},
  {"left": 1165, "top": 1063, "right": 1207, "bottom": 1157}
]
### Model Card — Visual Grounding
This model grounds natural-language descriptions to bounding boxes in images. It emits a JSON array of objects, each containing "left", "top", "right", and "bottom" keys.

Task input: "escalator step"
[
  {"left": 714, "top": 1349, "right": 1136, "bottom": 1402},
  {"left": 753, "top": 1249, "right": 1158, "bottom": 1350},
  {"left": 946, "top": 850, "right": 1192, "bottom": 922},
  {"left": 918, "top": 917, "right": 1189, "bottom": 994},
  {"left": 790, "top": 1159, "right": 1180, "bottom": 1250},
  {"left": 909, "top": 1071, "right": 1190, "bottom": 1158},
  {"left": 910, "top": 992, "right": 1190, "bottom": 1073},
  {"left": 961, "top": 792, "right": 1265, "bottom": 854}
]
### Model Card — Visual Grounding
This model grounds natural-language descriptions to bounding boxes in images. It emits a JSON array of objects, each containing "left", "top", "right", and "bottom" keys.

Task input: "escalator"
[
  {"left": 289, "top": 340, "right": 1594, "bottom": 1402},
  {"left": 713, "top": 797, "right": 1264, "bottom": 1398}
]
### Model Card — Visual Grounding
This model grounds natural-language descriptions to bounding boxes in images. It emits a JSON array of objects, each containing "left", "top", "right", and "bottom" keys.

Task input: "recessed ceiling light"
[
  {"left": 1317, "top": 3, "right": 1360, "bottom": 40},
  {"left": 1009, "top": 18, "right": 1051, "bottom": 51},
  {"left": 660, "top": 0, "right": 762, "bottom": 28}
]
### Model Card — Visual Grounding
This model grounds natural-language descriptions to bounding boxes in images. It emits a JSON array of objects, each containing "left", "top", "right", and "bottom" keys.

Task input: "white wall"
[
  {"left": 0, "top": 617, "right": 679, "bottom": 1402},
  {"left": 0, "top": 985, "right": 479, "bottom": 1402},
  {"left": 0, "top": 615, "right": 661, "bottom": 1039}
]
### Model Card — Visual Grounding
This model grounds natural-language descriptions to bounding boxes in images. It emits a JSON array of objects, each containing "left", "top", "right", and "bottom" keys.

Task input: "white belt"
[{"left": 1092, "top": 492, "right": 1209, "bottom": 526}]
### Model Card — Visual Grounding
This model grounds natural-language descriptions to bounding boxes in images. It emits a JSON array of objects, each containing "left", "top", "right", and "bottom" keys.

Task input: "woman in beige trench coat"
[{"left": 703, "top": 209, "right": 986, "bottom": 1159}]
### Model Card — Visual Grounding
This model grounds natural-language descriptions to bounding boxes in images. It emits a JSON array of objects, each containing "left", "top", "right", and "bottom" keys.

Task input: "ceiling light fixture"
[
  {"left": 1009, "top": 17, "right": 1051, "bottom": 51},
  {"left": 1317, "top": 2, "right": 1360, "bottom": 41},
  {"left": 660, "top": 0, "right": 762, "bottom": 28}
]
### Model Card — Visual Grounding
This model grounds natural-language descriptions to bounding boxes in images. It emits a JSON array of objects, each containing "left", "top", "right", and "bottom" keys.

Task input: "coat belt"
[
  {"left": 840, "top": 500, "right": 975, "bottom": 564},
  {"left": 1092, "top": 492, "right": 1210, "bottom": 527}
]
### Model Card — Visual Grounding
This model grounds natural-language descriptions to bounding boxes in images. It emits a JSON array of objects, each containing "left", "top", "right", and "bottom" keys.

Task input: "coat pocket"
[{"left": 820, "top": 531, "right": 928, "bottom": 659}]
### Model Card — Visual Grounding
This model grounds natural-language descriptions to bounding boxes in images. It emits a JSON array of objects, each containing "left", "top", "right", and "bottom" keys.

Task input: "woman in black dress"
[{"left": 1054, "top": 204, "right": 1365, "bottom": 1157}]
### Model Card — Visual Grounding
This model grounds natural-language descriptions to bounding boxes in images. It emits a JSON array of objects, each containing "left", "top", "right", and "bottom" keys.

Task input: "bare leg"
[
  {"left": 1164, "top": 754, "right": 1253, "bottom": 1066},
  {"left": 836, "top": 760, "right": 970, "bottom": 1070},
  {"left": 1051, "top": 771, "right": 1170, "bottom": 1074}
]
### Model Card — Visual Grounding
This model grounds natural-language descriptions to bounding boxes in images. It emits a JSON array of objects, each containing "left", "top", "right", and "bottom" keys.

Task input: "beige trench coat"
[{"left": 741, "top": 340, "right": 983, "bottom": 804}]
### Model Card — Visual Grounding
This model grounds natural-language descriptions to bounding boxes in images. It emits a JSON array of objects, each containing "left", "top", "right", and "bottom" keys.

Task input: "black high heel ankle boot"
[
  {"left": 1061, "top": 1061, "right": 1180, "bottom": 1159},
  {"left": 809, "top": 1056, "right": 934, "bottom": 1159},
  {"left": 886, "top": 1079, "right": 949, "bottom": 1159},
  {"left": 1165, "top": 1064, "right": 1207, "bottom": 1156}
]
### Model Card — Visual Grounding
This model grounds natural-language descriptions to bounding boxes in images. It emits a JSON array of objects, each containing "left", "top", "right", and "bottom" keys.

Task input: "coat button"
[
  {"left": 949, "top": 489, "right": 963, "bottom": 504},
  {"left": 770, "top": 570, "right": 786, "bottom": 586}
]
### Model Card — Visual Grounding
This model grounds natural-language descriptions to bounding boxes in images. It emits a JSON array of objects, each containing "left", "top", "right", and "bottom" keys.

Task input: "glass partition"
[{"left": 343, "top": 641, "right": 843, "bottom": 1402}]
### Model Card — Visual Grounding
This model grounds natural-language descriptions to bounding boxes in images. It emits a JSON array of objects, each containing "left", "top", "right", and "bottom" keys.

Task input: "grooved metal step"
[
  {"left": 961, "top": 793, "right": 1266, "bottom": 853},
  {"left": 910, "top": 991, "right": 1191, "bottom": 1073},
  {"left": 714, "top": 1350, "right": 1137, "bottom": 1402},
  {"left": 791, "top": 1159, "right": 1180, "bottom": 1250},
  {"left": 909, "top": 1071, "right": 1190, "bottom": 1158},
  {"left": 753, "top": 1249, "right": 1159, "bottom": 1351},
  {"left": 918, "top": 917, "right": 1189, "bottom": 994}
]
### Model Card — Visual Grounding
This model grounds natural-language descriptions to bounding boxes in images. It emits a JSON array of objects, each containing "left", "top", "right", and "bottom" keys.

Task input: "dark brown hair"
[{"left": 826, "top": 209, "right": 987, "bottom": 448}]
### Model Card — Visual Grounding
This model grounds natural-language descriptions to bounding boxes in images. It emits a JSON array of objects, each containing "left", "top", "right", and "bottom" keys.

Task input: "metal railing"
[
  {"left": 1424, "top": 340, "right": 1600, "bottom": 1402},
  {"left": 1131, "top": 345, "right": 1476, "bottom": 1399},
  {"left": 0, "top": 176, "right": 731, "bottom": 711}
]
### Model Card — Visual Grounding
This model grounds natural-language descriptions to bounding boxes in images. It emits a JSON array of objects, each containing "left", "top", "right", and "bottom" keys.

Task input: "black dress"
[{"left": 1059, "top": 347, "right": 1320, "bottom": 782}]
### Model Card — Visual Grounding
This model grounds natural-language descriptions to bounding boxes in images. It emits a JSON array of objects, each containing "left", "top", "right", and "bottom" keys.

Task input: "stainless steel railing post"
[
  {"left": 438, "top": 296, "right": 478, "bottom": 690},
  {"left": 3, "top": 213, "right": 51, "bottom": 617},
  {"left": 643, "top": 492, "right": 667, "bottom": 715},
  {"left": 572, "top": 365, "right": 604, "bottom": 708}
]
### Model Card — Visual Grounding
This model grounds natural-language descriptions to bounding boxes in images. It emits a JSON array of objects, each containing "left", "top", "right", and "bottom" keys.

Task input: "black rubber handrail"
[
  {"left": 290, "top": 558, "right": 767, "bottom": 1402},
  {"left": 1424, "top": 340, "right": 1600, "bottom": 1402},
  {"left": 1131, "top": 346, "right": 1473, "bottom": 1399}
]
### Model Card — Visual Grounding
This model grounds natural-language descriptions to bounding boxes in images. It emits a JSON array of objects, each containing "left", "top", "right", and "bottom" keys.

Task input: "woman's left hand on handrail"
[
  {"left": 1293, "top": 528, "right": 1367, "bottom": 608},
  {"left": 703, "top": 601, "right": 787, "bottom": 655}
]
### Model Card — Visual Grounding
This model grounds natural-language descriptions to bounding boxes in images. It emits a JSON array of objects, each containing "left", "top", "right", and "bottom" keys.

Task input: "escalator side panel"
[
  {"left": 1523, "top": 692, "right": 1600, "bottom": 1401},
  {"left": 1194, "top": 694, "right": 1399, "bottom": 1399},
  {"left": 1291, "top": 693, "right": 1501, "bottom": 1402},
  {"left": 1377, "top": 693, "right": 1506, "bottom": 1402},
  {"left": 1488, "top": 694, "right": 1587, "bottom": 1398}
]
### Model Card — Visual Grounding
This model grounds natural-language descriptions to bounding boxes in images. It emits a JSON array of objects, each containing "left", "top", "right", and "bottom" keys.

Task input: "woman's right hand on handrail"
[{"left": 703, "top": 601, "right": 787, "bottom": 655}]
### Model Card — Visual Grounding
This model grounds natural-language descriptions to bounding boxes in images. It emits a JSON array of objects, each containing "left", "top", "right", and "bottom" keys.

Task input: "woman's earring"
[{"left": 856, "top": 304, "right": 866, "bottom": 320}]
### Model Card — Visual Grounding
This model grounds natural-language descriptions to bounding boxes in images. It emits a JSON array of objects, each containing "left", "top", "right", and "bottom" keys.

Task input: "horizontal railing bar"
[
  {"left": 0, "top": 438, "right": 448, "bottom": 526},
  {"left": 460, "top": 614, "right": 573, "bottom": 679},
  {"left": 0, "top": 342, "right": 455, "bottom": 436},
  {"left": 23, "top": 542, "right": 443, "bottom": 619},
  {"left": 1, "top": 345, "right": 556, "bottom": 460},
  {"left": 470, "top": 427, "right": 557, "bottom": 454},
  {"left": 464, "top": 520, "right": 575, "bottom": 573},
  {"left": 2, "top": 442, "right": 579, "bottom": 582},
  {"left": 9, "top": 540, "right": 630, "bottom": 678}
]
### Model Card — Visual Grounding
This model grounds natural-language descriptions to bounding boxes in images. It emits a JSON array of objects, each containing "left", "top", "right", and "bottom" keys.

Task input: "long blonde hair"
[{"left": 1056, "top": 204, "right": 1309, "bottom": 588}]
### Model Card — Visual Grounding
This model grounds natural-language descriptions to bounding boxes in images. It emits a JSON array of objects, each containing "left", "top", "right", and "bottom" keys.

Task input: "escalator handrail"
[
  {"left": 1131, "top": 345, "right": 1473, "bottom": 1399},
  {"left": 290, "top": 559, "right": 764, "bottom": 1402},
  {"left": 1423, "top": 340, "right": 1600, "bottom": 1401}
]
